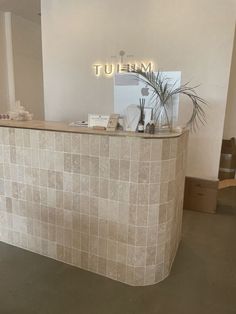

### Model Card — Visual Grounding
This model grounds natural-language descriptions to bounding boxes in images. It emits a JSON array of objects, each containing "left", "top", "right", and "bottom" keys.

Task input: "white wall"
[
  {"left": 11, "top": 14, "right": 44, "bottom": 119},
  {"left": 224, "top": 27, "right": 236, "bottom": 140},
  {"left": 0, "top": 11, "right": 9, "bottom": 112},
  {"left": 41, "top": 0, "right": 236, "bottom": 180}
]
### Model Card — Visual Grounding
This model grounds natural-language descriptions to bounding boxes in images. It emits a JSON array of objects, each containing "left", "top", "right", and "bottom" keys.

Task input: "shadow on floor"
[{"left": 0, "top": 189, "right": 236, "bottom": 314}]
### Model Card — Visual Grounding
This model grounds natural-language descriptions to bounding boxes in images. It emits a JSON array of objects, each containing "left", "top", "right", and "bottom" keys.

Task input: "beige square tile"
[
  {"left": 90, "top": 216, "right": 98, "bottom": 236},
  {"left": 168, "top": 180, "right": 176, "bottom": 201},
  {"left": 89, "top": 157, "right": 99, "bottom": 177},
  {"left": 138, "top": 162, "right": 150, "bottom": 183},
  {"left": 89, "top": 235, "right": 99, "bottom": 255},
  {"left": 107, "top": 260, "right": 117, "bottom": 280},
  {"left": 72, "top": 154, "right": 80, "bottom": 173},
  {"left": 88, "top": 254, "right": 98, "bottom": 272},
  {"left": 129, "top": 183, "right": 138, "bottom": 205},
  {"left": 90, "top": 197, "right": 98, "bottom": 216},
  {"left": 109, "top": 180, "right": 119, "bottom": 201},
  {"left": 149, "top": 184, "right": 160, "bottom": 204},
  {"left": 80, "top": 214, "right": 89, "bottom": 233},
  {"left": 110, "top": 159, "right": 119, "bottom": 180},
  {"left": 138, "top": 184, "right": 149, "bottom": 205},
  {"left": 126, "top": 265, "right": 135, "bottom": 284},
  {"left": 129, "top": 204, "right": 137, "bottom": 225},
  {"left": 48, "top": 170, "right": 56, "bottom": 189},
  {"left": 81, "top": 232, "right": 89, "bottom": 252},
  {"left": 161, "top": 160, "right": 170, "bottom": 182},
  {"left": 81, "top": 251, "right": 89, "bottom": 269},
  {"left": 98, "top": 238, "right": 107, "bottom": 258},
  {"left": 89, "top": 135, "right": 100, "bottom": 156},
  {"left": 80, "top": 134, "right": 89, "bottom": 155},
  {"left": 90, "top": 177, "right": 99, "bottom": 197},
  {"left": 118, "top": 202, "right": 129, "bottom": 224},
  {"left": 100, "top": 136, "right": 109, "bottom": 157},
  {"left": 117, "top": 242, "right": 127, "bottom": 264},
  {"left": 48, "top": 207, "right": 56, "bottom": 224},
  {"left": 150, "top": 161, "right": 161, "bottom": 183},
  {"left": 55, "top": 133, "right": 64, "bottom": 151},
  {"left": 108, "top": 221, "right": 118, "bottom": 241},
  {"left": 72, "top": 231, "right": 81, "bottom": 249},
  {"left": 72, "top": 249, "right": 81, "bottom": 266},
  {"left": 107, "top": 239, "right": 117, "bottom": 261},
  {"left": 63, "top": 192, "right": 73, "bottom": 210},
  {"left": 48, "top": 225, "right": 56, "bottom": 242},
  {"left": 146, "top": 246, "right": 157, "bottom": 266},
  {"left": 98, "top": 257, "right": 107, "bottom": 275},
  {"left": 72, "top": 212, "right": 80, "bottom": 230},
  {"left": 117, "top": 263, "right": 127, "bottom": 282},
  {"left": 98, "top": 198, "right": 108, "bottom": 219},
  {"left": 118, "top": 182, "right": 129, "bottom": 202},
  {"left": 136, "top": 205, "right": 148, "bottom": 226},
  {"left": 148, "top": 204, "right": 159, "bottom": 226},
  {"left": 109, "top": 200, "right": 119, "bottom": 221},
  {"left": 100, "top": 178, "right": 108, "bottom": 199},
  {"left": 109, "top": 137, "right": 120, "bottom": 159},
  {"left": 80, "top": 175, "right": 89, "bottom": 195},
  {"left": 130, "top": 138, "right": 140, "bottom": 161},
  {"left": 144, "top": 265, "right": 156, "bottom": 285},
  {"left": 117, "top": 223, "right": 128, "bottom": 243},
  {"left": 80, "top": 195, "right": 90, "bottom": 214},
  {"left": 151, "top": 140, "right": 162, "bottom": 161},
  {"left": 136, "top": 227, "right": 147, "bottom": 246},
  {"left": 120, "top": 138, "right": 131, "bottom": 160},
  {"left": 80, "top": 155, "right": 89, "bottom": 175},
  {"left": 128, "top": 225, "right": 135, "bottom": 245},
  {"left": 155, "top": 263, "right": 164, "bottom": 283},
  {"left": 99, "top": 219, "right": 108, "bottom": 238},
  {"left": 63, "top": 133, "right": 72, "bottom": 152},
  {"left": 147, "top": 226, "right": 158, "bottom": 246},
  {"left": 99, "top": 157, "right": 110, "bottom": 178},
  {"left": 159, "top": 204, "right": 167, "bottom": 224},
  {"left": 162, "top": 139, "right": 170, "bottom": 160},
  {"left": 160, "top": 182, "right": 168, "bottom": 204},
  {"left": 72, "top": 193, "right": 80, "bottom": 211},
  {"left": 170, "top": 138, "right": 178, "bottom": 158},
  {"left": 120, "top": 160, "right": 130, "bottom": 181},
  {"left": 64, "top": 229, "right": 72, "bottom": 247},
  {"left": 64, "top": 153, "right": 72, "bottom": 172},
  {"left": 72, "top": 174, "right": 80, "bottom": 193},
  {"left": 71, "top": 134, "right": 80, "bottom": 154},
  {"left": 134, "top": 266, "right": 145, "bottom": 285}
]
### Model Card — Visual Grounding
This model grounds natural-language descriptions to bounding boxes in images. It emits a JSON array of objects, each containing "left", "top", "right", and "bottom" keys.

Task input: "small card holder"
[{"left": 106, "top": 114, "right": 119, "bottom": 132}]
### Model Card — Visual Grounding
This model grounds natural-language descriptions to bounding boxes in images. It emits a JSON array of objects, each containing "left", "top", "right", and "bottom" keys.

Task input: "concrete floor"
[{"left": 0, "top": 188, "right": 235, "bottom": 314}]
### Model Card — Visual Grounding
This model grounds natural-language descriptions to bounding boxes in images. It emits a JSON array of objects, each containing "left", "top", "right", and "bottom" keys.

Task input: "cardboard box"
[{"left": 184, "top": 177, "right": 218, "bottom": 214}]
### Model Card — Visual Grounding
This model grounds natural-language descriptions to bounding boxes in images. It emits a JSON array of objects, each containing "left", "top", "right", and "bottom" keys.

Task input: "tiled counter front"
[{"left": 0, "top": 127, "right": 188, "bottom": 286}]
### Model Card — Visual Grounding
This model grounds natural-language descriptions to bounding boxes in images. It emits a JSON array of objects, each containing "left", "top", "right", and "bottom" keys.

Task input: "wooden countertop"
[{"left": 0, "top": 120, "right": 184, "bottom": 139}]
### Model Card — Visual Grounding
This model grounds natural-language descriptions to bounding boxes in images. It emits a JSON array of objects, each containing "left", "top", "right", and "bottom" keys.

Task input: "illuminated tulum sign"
[{"left": 93, "top": 62, "right": 154, "bottom": 77}]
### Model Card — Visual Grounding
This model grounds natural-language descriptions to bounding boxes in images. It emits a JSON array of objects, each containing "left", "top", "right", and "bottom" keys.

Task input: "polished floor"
[{"left": 0, "top": 188, "right": 235, "bottom": 314}]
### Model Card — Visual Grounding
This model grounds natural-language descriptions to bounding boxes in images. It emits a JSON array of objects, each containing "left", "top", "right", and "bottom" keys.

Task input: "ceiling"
[{"left": 0, "top": 0, "right": 41, "bottom": 24}]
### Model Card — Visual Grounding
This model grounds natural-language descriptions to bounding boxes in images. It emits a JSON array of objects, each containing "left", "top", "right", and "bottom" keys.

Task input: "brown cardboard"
[{"left": 184, "top": 177, "right": 218, "bottom": 214}]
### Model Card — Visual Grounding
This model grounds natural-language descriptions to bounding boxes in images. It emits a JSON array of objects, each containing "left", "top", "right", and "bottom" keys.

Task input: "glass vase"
[{"left": 155, "top": 99, "right": 173, "bottom": 133}]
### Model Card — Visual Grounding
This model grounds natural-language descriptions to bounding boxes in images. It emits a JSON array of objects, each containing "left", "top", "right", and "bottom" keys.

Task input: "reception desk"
[{"left": 0, "top": 120, "right": 188, "bottom": 286}]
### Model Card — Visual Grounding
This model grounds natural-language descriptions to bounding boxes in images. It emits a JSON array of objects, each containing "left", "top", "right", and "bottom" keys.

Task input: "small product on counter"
[
  {"left": 149, "top": 120, "right": 155, "bottom": 134},
  {"left": 137, "top": 98, "right": 145, "bottom": 133},
  {"left": 69, "top": 121, "right": 88, "bottom": 127},
  {"left": 0, "top": 114, "right": 10, "bottom": 120},
  {"left": 145, "top": 120, "right": 155, "bottom": 134},
  {"left": 8, "top": 101, "right": 33, "bottom": 121}
]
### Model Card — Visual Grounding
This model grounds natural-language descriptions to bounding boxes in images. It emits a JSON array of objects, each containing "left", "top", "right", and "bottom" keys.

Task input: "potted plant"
[{"left": 130, "top": 69, "right": 207, "bottom": 132}]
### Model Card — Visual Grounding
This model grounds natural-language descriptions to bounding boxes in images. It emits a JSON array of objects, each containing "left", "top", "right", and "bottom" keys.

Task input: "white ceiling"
[{"left": 0, "top": 0, "right": 41, "bottom": 24}]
